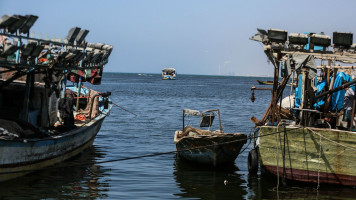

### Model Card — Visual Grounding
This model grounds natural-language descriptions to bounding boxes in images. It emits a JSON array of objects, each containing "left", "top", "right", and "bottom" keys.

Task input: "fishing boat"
[
  {"left": 0, "top": 14, "right": 113, "bottom": 182},
  {"left": 248, "top": 28, "right": 356, "bottom": 186},
  {"left": 174, "top": 109, "right": 247, "bottom": 166},
  {"left": 162, "top": 68, "right": 176, "bottom": 80},
  {"left": 257, "top": 80, "right": 274, "bottom": 85}
]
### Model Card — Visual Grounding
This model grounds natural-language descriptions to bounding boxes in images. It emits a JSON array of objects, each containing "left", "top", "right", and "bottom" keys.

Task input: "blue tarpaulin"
[{"left": 295, "top": 72, "right": 354, "bottom": 111}]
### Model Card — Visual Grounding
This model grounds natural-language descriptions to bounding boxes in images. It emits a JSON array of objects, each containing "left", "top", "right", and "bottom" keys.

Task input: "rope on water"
[{"left": 0, "top": 126, "right": 303, "bottom": 175}]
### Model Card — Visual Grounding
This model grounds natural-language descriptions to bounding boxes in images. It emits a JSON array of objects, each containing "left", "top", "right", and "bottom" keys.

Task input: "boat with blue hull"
[{"left": 0, "top": 14, "right": 113, "bottom": 181}]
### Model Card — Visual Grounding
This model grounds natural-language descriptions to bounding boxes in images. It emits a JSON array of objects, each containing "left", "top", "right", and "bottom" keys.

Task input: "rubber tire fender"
[{"left": 248, "top": 148, "right": 258, "bottom": 174}]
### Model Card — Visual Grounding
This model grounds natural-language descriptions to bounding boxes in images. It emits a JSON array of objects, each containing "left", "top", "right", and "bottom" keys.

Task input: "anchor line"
[
  {"left": 0, "top": 126, "right": 304, "bottom": 175},
  {"left": 111, "top": 102, "right": 137, "bottom": 117}
]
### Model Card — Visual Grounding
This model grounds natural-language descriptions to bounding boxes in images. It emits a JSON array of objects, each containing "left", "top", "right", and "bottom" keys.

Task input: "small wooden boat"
[
  {"left": 174, "top": 109, "right": 247, "bottom": 166},
  {"left": 257, "top": 80, "right": 274, "bottom": 85},
  {"left": 257, "top": 80, "right": 294, "bottom": 86},
  {"left": 162, "top": 68, "right": 176, "bottom": 80}
]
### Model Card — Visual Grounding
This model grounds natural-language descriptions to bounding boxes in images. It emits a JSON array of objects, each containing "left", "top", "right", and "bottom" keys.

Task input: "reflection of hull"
[
  {"left": 0, "top": 146, "right": 109, "bottom": 199},
  {"left": 258, "top": 126, "right": 356, "bottom": 186},
  {"left": 173, "top": 159, "right": 245, "bottom": 199},
  {"left": 0, "top": 104, "right": 111, "bottom": 182},
  {"left": 174, "top": 131, "right": 247, "bottom": 166}
]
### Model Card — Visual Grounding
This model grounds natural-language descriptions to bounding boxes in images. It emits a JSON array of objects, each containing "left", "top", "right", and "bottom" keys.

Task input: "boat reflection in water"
[
  {"left": 0, "top": 146, "right": 110, "bottom": 199},
  {"left": 173, "top": 158, "right": 246, "bottom": 200}
]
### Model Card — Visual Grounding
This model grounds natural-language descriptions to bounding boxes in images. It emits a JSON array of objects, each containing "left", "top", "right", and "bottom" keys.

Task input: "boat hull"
[
  {"left": 162, "top": 75, "right": 176, "bottom": 80},
  {"left": 0, "top": 113, "right": 107, "bottom": 182},
  {"left": 258, "top": 126, "right": 356, "bottom": 186},
  {"left": 175, "top": 133, "right": 247, "bottom": 166}
]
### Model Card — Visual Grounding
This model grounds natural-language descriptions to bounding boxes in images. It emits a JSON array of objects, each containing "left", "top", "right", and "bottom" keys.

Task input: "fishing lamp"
[
  {"left": 30, "top": 45, "right": 44, "bottom": 57},
  {"left": 1, "top": 41, "right": 18, "bottom": 57},
  {"left": 75, "top": 29, "right": 89, "bottom": 45},
  {"left": 310, "top": 34, "right": 331, "bottom": 47},
  {"left": 65, "top": 27, "right": 81, "bottom": 44},
  {"left": 250, "top": 28, "right": 268, "bottom": 43},
  {"left": 288, "top": 33, "right": 309, "bottom": 45},
  {"left": 0, "top": 15, "right": 18, "bottom": 29},
  {"left": 333, "top": 31, "right": 353, "bottom": 48},
  {"left": 21, "top": 42, "right": 36, "bottom": 56},
  {"left": 268, "top": 29, "right": 288, "bottom": 43},
  {"left": 83, "top": 48, "right": 93, "bottom": 62},
  {"left": 19, "top": 15, "right": 38, "bottom": 35},
  {"left": 91, "top": 49, "right": 103, "bottom": 62},
  {"left": 7, "top": 15, "right": 27, "bottom": 34}
]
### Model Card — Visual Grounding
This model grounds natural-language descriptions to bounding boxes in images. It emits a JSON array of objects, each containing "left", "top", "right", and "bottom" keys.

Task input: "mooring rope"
[
  {"left": 0, "top": 126, "right": 303, "bottom": 175},
  {"left": 306, "top": 128, "right": 356, "bottom": 151}
]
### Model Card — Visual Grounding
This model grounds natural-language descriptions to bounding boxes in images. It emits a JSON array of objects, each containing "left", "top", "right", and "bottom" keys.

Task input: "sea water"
[{"left": 0, "top": 73, "right": 354, "bottom": 199}]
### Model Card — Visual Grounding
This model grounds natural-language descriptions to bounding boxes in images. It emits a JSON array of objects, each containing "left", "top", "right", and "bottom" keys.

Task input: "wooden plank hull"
[
  {"left": 0, "top": 113, "right": 107, "bottom": 182},
  {"left": 258, "top": 126, "right": 356, "bottom": 186},
  {"left": 175, "top": 132, "right": 247, "bottom": 166}
]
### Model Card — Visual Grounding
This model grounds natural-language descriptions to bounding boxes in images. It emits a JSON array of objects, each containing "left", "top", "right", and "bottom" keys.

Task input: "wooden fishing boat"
[
  {"left": 162, "top": 68, "right": 176, "bottom": 80},
  {"left": 0, "top": 14, "right": 113, "bottom": 181},
  {"left": 249, "top": 28, "right": 356, "bottom": 186},
  {"left": 174, "top": 109, "right": 247, "bottom": 166},
  {"left": 257, "top": 80, "right": 274, "bottom": 85}
]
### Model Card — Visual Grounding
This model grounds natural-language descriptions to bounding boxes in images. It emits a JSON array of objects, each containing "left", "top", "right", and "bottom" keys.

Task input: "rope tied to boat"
[
  {"left": 0, "top": 126, "right": 303, "bottom": 175},
  {"left": 306, "top": 128, "right": 356, "bottom": 151}
]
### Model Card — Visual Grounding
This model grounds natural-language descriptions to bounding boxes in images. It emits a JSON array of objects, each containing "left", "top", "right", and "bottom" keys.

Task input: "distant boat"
[
  {"left": 257, "top": 80, "right": 294, "bottom": 86},
  {"left": 257, "top": 80, "right": 274, "bottom": 85},
  {"left": 162, "top": 68, "right": 176, "bottom": 80},
  {"left": 174, "top": 109, "right": 247, "bottom": 166}
]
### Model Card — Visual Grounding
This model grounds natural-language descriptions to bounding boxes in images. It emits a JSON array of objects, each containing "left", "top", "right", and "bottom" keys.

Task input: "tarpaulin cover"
[
  {"left": 330, "top": 72, "right": 353, "bottom": 111},
  {"left": 295, "top": 72, "right": 354, "bottom": 111}
]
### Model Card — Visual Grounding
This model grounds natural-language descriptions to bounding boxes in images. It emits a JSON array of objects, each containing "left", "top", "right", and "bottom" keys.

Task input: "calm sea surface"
[{"left": 0, "top": 73, "right": 355, "bottom": 199}]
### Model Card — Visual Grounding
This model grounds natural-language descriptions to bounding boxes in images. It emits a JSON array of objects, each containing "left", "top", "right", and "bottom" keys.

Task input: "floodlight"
[
  {"left": 83, "top": 50, "right": 93, "bottom": 63},
  {"left": 250, "top": 28, "right": 268, "bottom": 42},
  {"left": 19, "top": 15, "right": 38, "bottom": 35},
  {"left": 268, "top": 29, "right": 288, "bottom": 43},
  {"left": 31, "top": 45, "right": 44, "bottom": 57},
  {"left": 91, "top": 49, "right": 102, "bottom": 62},
  {"left": 333, "top": 32, "right": 353, "bottom": 48},
  {"left": 288, "top": 33, "right": 309, "bottom": 45},
  {"left": 0, "top": 15, "right": 18, "bottom": 29},
  {"left": 65, "top": 27, "right": 81, "bottom": 44},
  {"left": 1, "top": 41, "right": 18, "bottom": 56},
  {"left": 75, "top": 29, "right": 89, "bottom": 45},
  {"left": 65, "top": 50, "right": 79, "bottom": 61},
  {"left": 22, "top": 42, "right": 36, "bottom": 56},
  {"left": 310, "top": 34, "right": 331, "bottom": 47},
  {"left": 7, "top": 15, "right": 27, "bottom": 34}
]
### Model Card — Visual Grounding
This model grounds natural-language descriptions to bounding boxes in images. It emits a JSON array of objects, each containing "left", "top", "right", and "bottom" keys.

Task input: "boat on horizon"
[
  {"left": 249, "top": 28, "right": 356, "bottom": 186},
  {"left": 0, "top": 14, "right": 113, "bottom": 182},
  {"left": 162, "top": 68, "right": 176, "bottom": 80},
  {"left": 174, "top": 109, "right": 247, "bottom": 166}
]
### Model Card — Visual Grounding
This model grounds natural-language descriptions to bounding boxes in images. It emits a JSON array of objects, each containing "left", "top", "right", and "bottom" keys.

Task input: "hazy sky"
[{"left": 1, "top": 0, "right": 356, "bottom": 76}]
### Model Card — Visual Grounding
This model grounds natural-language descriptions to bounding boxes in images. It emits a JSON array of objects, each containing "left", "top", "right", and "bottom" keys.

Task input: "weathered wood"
[
  {"left": 258, "top": 126, "right": 356, "bottom": 186},
  {"left": 323, "top": 68, "right": 338, "bottom": 113}
]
